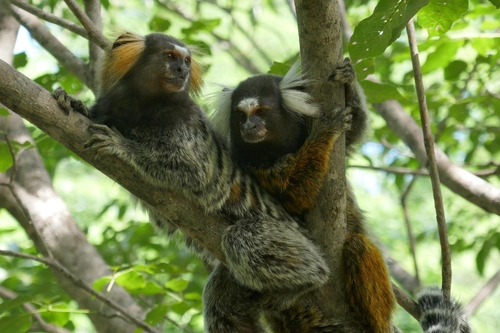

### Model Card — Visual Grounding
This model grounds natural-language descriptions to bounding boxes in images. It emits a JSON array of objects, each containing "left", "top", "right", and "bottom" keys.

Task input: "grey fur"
[{"left": 417, "top": 287, "right": 472, "bottom": 333}]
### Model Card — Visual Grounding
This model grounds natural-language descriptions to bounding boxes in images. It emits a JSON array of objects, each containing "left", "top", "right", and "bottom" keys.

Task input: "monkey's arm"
[{"left": 252, "top": 104, "right": 351, "bottom": 216}]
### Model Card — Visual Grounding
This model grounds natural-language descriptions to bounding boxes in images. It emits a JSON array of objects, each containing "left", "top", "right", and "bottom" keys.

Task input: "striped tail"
[{"left": 416, "top": 287, "right": 472, "bottom": 333}]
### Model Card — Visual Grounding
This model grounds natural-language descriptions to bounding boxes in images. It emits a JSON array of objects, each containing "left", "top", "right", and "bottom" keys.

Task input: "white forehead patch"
[
  {"left": 237, "top": 97, "right": 259, "bottom": 115},
  {"left": 174, "top": 44, "right": 190, "bottom": 57}
]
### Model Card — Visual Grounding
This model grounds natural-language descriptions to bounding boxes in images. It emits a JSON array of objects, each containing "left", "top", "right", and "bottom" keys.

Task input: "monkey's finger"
[
  {"left": 53, "top": 87, "right": 72, "bottom": 115},
  {"left": 84, "top": 135, "right": 112, "bottom": 149},
  {"left": 88, "top": 124, "right": 115, "bottom": 136}
]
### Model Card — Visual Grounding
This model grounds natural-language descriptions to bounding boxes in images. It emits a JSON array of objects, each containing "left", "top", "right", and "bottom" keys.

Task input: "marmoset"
[
  {"left": 54, "top": 32, "right": 351, "bottom": 333},
  {"left": 211, "top": 58, "right": 395, "bottom": 333}
]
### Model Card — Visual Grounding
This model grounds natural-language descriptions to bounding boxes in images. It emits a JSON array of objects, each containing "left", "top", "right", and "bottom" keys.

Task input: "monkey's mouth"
[
  {"left": 241, "top": 130, "right": 267, "bottom": 143},
  {"left": 163, "top": 76, "right": 187, "bottom": 91}
]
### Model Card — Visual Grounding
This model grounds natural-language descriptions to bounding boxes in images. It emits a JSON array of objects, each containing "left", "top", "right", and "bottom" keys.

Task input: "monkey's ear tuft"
[
  {"left": 208, "top": 86, "right": 234, "bottom": 139},
  {"left": 279, "top": 62, "right": 320, "bottom": 117},
  {"left": 100, "top": 32, "right": 146, "bottom": 94},
  {"left": 187, "top": 45, "right": 205, "bottom": 96}
]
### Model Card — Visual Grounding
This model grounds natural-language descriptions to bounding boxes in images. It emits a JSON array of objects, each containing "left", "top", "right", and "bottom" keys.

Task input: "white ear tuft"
[
  {"left": 279, "top": 62, "right": 320, "bottom": 117},
  {"left": 208, "top": 86, "right": 234, "bottom": 138}
]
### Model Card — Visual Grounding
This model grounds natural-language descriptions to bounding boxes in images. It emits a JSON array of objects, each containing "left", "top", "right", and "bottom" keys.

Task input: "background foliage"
[{"left": 0, "top": 0, "right": 499, "bottom": 332}]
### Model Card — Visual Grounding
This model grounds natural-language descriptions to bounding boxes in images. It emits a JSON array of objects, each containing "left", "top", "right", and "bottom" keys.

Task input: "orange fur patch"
[
  {"left": 100, "top": 32, "right": 145, "bottom": 93},
  {"left": 188, "top": 45, "right": 205, "bottom": 95}
]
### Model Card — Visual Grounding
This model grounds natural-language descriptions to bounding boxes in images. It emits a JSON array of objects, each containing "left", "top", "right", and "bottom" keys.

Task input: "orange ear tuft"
[
  {"left": 100, "top": 32, "right": 146, "bottom": 94},
  {"left": 188, "top": 45, "right": 205, "bottom": 96}
]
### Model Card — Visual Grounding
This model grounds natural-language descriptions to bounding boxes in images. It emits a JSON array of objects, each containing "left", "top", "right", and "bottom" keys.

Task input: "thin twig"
[
  {"left": 5, "top": 4, "right": 91, "bottom": 89},
  {"left": 155, "top": 0, "right": 261, "bottom": 74},
  {"left": 0, "top": 250, "right": 159, "bottom": 333},
  {"left": 392, "top": 283, "right": 421, "bottom": 319},
  {"left": 406, "top": 18, "right": 452, "bottom": 299},
  {"left": 8, "top": 0, "right": 88, "bottom": 38},
  {"left": 400, "top": 176, "right": 420, "bottom": 284},
  {"left": 465, "top": 269, "right": 500, "bottom": 316},
  {"left": 349, "top": 165, "right": 428, "bottom": 175},
  {"left": 0, "top": 286, "right": 72, "bottom": 333},
  {"left": 63, "top": 0, "right": 109, "bottom": 50},
  {"left": 203, "top": 0, "right": 273, "bottom": 65}
]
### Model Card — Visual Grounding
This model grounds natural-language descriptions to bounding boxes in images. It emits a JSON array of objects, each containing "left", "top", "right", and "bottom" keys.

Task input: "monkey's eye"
[
  {"left": 255, "top": 108, "right": 266, "bottom": 116},
  {"left": 238, "top": 110, "right": 246, "bottom": 120},
  {"left": 165, "top": 53, "right": 174, "bottom": 60},
  {"left": 184, "top": 57, "right": 191, "bottom": 66}
]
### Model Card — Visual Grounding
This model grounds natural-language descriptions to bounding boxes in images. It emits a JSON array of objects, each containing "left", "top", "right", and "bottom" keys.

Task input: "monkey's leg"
[
  {"left": 343, "top": 233, "right": 395, "bottom": 333},
  {"left": 203, "top": 264, "right": 266, "bottom": 333},
  {"left": 222, "top": 216, "right": 330, "bottom": 310},
  {"left": 53, "top": 87, "right": 90, "bottom": 117}
]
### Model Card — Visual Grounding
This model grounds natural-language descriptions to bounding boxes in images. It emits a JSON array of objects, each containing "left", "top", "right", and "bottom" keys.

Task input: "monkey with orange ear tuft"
[{"left": 54, "top": 32, "right": 342, "bottom": 333}]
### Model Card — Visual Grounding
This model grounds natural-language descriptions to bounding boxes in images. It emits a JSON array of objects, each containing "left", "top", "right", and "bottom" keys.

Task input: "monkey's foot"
[
  {"left": 84, "top": 124, "right": 126, "bottom": 159},
  {"left": 53, "top": 87, "right": 90, "bottom": 117},
  {"left": 328, "top": 58, "right": 355, "bottom": 84}
]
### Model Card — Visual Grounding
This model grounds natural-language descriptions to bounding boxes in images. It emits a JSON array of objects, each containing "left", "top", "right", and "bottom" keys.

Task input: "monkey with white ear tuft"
[{"left": 211, "top": 59, "right": 400, "bottom": 333}]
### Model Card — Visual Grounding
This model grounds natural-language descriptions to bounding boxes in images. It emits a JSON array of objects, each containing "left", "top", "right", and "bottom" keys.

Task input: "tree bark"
[{"left": 295, "top": 0, "right": 349, "bottom": 320}]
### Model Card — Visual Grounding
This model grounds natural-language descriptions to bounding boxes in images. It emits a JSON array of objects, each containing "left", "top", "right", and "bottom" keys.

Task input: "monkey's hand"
[
  {"left": 84, "top": 124, "right": 129, "bottom": 160},
  {"left": 328, "top": 57, "right": 356, "bottom": 85},
  {"left": 311, "top": 105, "right": 352, "bottom": 141},
  {"left": 53, "top": 87, "right": 90, "bottom": 117}
]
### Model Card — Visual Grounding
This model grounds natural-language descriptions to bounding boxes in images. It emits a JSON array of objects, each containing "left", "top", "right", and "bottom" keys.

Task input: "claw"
[{"left": 329, "top": 58, "right": 356, "bottom": 84}]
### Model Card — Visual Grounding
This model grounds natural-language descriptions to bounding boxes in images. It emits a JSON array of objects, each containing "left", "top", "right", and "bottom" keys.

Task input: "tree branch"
[
  {"left": 0, "top": 250, "right": 159, "bottom": 333},
  {"left": 62, "top": 0, "right": 109, "bottom": 50},
  {"left": 295, "top": 0, "right": 347, "bottom": 322},
  {"left": 465, "top": 269, "right": 500, "bottom": 316},
  {"left": 406, "top": 18, "right": 451, "bottom": 298},
  {"left": 0, "top": 286, "right": 72, "bottom": 333},
  {"left": 400, "top": 177, "right": 421, "bottom": 285},
  {"left": 82, "top": 0, "right": 104, "bottom": 94},
  {"left": 8, "top": 0, "right": 88, "bottom": 38},
  {"left": 1, "top": 2, "right": 92, "bottom": 90},
  {"left": 374, "top": 100, "right": 500, "bottom": 216}
]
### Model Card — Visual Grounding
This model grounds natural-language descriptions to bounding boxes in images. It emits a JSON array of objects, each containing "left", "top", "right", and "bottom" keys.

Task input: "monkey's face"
[
  {"left": 131, "top": 34, "right": 193, "bottom": 96},
  {"left": 161, "top": 44, "right": 192, "bottom": 92},
  {"left": 230, "top": 75, "right": 285, "bottom": 144}
]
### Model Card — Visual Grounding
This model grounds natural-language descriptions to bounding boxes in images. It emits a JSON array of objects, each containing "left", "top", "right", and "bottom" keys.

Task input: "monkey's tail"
[
  {"left": 343, "top": 233, "right": 395, "bottom": 333},
  {"left": 417, "top": 287, "right": 472, "bottom": 333}
]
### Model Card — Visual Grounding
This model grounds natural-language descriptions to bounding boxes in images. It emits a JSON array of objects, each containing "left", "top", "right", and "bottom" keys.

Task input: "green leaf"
[
  {"left": 13, "top": 52, "right": 28, "bottom": 69},
  {"left": 0, "top": 108, "right": 9, "bottom": 116},
  {"left": 0, "top": 295, "right": 33, "bottom": 313},
  {"left": 171, "top": 302, "right": 191, "bottom": 315},
  {"left": 349, "top": 0, "right": 429, "bottom": 61},
  {"left": 149, "top": 16, "right": 171, "bottom": 32},
  {"left": 360, "top": 81, "right": 405, "bottom": 103},
  {"left": 268, "top": 62, "right": 291, "bottom": 76},
  {"left": 41, "top": 303, "right": 70, "bottom": 327},
  {"left": 422, "top": 40, "right": 463, "bottom": 74},
  {"left": 470, "top": 38, "right": 500, "bottom": 57},
  {"left": 115, "top": 271, "right": 146, "bottom": 291},
  {"left": 418, "top": 0, "right": 468, "bottom": 37},
  {"left": 184, "top": 292, "right": 202, "bottom": 301},
  {"left": 165, "top": 278, "right": 189, "bottom": 292},
  {"left": 476, "top": 240, "right": 493, "bottom": 275},
  {"left": 353, "top": 58, "right": 375, "bottom": 81},
  {"left": 145, "top": 305, "right": 169, "bottom": 325},
  {"left": 444, "top": 60, "right": 467, "bottom": 80},
  {"left": 182, "top": 19, "right": 221, "bottom": 36},
  {"left": 0, "top": 143, "right": 14, "bottom": 173},
  {"left": 488, "top": 0, "right": 500, "bottom": 9},
  {"left": 92, "top": 276, "right": 112, "bottom": 292},
  {"left": 0, "top": 314, "right": 32, "bottom": 333},
  {"left": 137, "top": 282, "right": 165, "bottom": 296}
]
